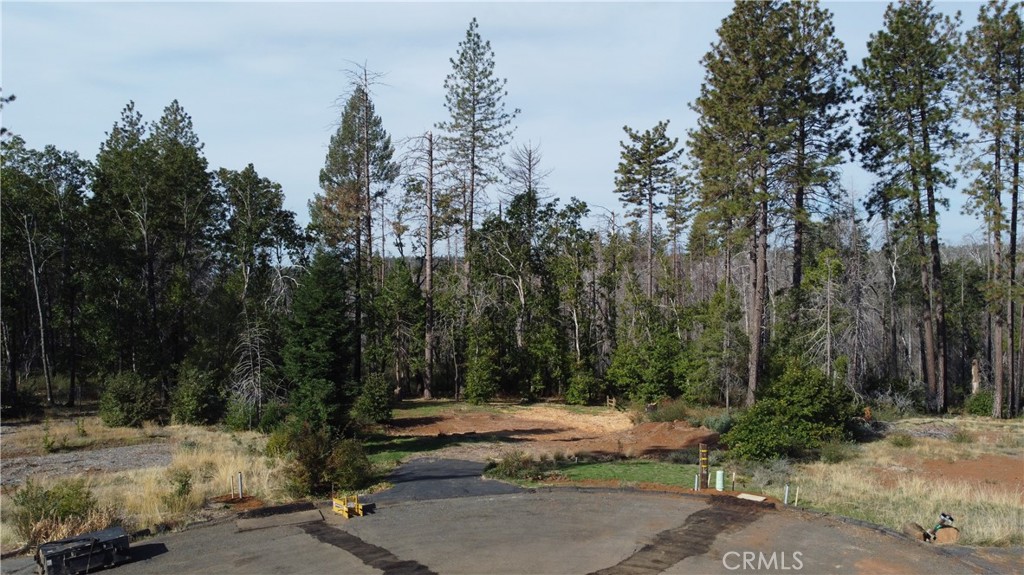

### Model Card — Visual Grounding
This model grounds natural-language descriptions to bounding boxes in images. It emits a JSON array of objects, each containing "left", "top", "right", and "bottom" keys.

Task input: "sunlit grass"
[
  {"left": 552, "top": 460, "right": 700, "bottom": 488},
  {"left": 767, "top": 462, "right": 1023, "bottom": 546},
  {"left": 3, "top": 417, "right": 168, "bottom": 456},
  {"left": 1, "top": 425, "right": 292, "bottom": 553},
  {"left": 760, "top": 416, "right": 1024, "bottom": 547}
]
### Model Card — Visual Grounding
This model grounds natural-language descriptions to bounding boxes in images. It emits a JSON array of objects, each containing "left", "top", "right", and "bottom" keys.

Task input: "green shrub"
[
  {"left": 258, "top": 401, "right": 286, "bottom": 432},
  {"left": 819, "top": 441, "right": 857, "bottom": 464},
  {"left": 565, "top": 366, "right": 603, "bottom": 406},
  {"left": 889, "top": 432, "right": 915, "bottom": 448},
  {"left": 723, "top": 358, "right": 856, "bottom": 460},
  {"left": 351, "top": 373, "right": 393, "bottom": 425},
  {"left": 11, "top": 478, "right": 98, "bottom": 544},
  {"left": 964, "top": 390, "right": 994, "bottom": 416},
  {"left": 648, "top": 400, "right": 689, "bottom": 423},
  {"left": 951, "top": 428, "right": 975, "bottom": 444},
  {"left": 326, "top": 439, "right": 373, "bottom": 491},
  {"left": 464, "top": 351, "right": 499, "bottom": 404},
  {"left": 224, "top": 397, "right": 256, "bottom": 431},
  {"left": 99, "top": 372, "right": 158, "bottom": 427},
  {"left": 281, "top": 422, "right": 372, "bottom": 496},
  {"left": 749, "top": 458, "right": 792, "bottom": 489},
  {"left": 668, "top": 447, "right": 700, "bottom": 465},
  {"left": 171, "top": 366, "right": 224, "bottom": 425},
  {"left": 703, "top": 413, "right": 734, "bottom": 434},
  {"left": 488, "top": 451, "right": 551, "bottom": 481}
]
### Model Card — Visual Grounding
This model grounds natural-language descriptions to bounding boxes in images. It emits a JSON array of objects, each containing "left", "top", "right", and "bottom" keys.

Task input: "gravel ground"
[{"left": 0, "top": 441, "right": 174, "bottom": 487}]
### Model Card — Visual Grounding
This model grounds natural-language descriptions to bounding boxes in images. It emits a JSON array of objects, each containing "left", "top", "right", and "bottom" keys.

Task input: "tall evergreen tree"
[
  {"left": 959, "top": 0, "right": 1024, "bottom": 417},
  {"left": 614, "top": 120, "right": 682, "bottom": 301},
  {"left": 437, "top": 17, "right": 519, "bottom": 281},
  {"left": 689, "top": 0, "right": 792, "bottom": 405},
  {"left": 778, "top": 0, "right": 852, "bottom": 307},
  {"left": 314, "top": 79, "right": 398, "bottom": 389},
  {"left": 855, "top": 0, "right": 961, "bottom": 412}
]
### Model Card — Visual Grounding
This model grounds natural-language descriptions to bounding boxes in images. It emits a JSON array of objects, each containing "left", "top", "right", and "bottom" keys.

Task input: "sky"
[{"left": 2, "top": 1, "right": 987, "bottom": 245}]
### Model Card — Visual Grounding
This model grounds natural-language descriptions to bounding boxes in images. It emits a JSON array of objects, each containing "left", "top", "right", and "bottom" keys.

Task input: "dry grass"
[
  {"left": 3, "top": 417, "right": 168, "bottom": 456},
  {"left": 1, "top": 424, "right": 293, "bottom": 552},
  {"left": 771, "top": 462, "right": 1023, "bottom": 546},
  {"left": 765, "top": 416, "right": 1024, "bottom": 546}
]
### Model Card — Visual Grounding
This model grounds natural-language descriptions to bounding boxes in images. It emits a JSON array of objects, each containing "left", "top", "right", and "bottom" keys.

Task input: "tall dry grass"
[
  {"left": 2, "top": 424, "right": 293, "bottom": 552},
  {"left": 3, "top": 417, "right": 168, "bottom": 455},
  {"left": 761, "top": 416, "right": 1024, "bottom": 546},
  {"left": 770, "top": 462, "right": 1023, "bottom": 546}
]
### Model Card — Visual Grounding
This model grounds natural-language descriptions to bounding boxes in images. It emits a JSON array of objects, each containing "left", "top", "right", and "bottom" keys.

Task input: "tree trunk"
[
  {"left": 746, "top": 192, "right": 769, "bottom": 407},
  {"left": 792, "top": 120, "right": 807, "bottom": 314},
  {"left": 423, "top": 133, "right": 435, "bottom": 400},
  {"left": 24, "top": 216, "right": 53, "bottom": 404}
]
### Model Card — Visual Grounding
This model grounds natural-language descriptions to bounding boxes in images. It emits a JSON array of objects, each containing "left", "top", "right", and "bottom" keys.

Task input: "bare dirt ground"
[{"left": 386, "top": 403, "right": 720, "bottom": 461}]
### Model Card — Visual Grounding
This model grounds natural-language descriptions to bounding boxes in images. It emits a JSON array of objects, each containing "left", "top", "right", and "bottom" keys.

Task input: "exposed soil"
[
  {"left": 919, "top": 453, "right": 1024, "bottom": 492},
  {"left": 388, "top": 405, "right": 719, "bottom": 462},
  {"left": 874, "top": 452, "right": 1024, "bottom": 502}
]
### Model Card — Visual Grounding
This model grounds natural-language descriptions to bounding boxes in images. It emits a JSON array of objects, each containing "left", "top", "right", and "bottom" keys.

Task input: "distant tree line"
[{"left": 2, "top": 1, "right": 1021, "bottom": 433}]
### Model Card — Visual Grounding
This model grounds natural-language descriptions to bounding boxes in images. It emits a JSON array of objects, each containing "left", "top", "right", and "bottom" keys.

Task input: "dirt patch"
[
  {"left": 920, "top": 454, "right": 1024, "bottom": 496},
  {"left": 390, "top": 407, "right": 717, "bottom": 461}
]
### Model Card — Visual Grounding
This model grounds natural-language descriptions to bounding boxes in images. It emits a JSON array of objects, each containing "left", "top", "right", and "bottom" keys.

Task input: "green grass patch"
[{"left": 555, "top": 460, "right": 700, "bottom": 488}]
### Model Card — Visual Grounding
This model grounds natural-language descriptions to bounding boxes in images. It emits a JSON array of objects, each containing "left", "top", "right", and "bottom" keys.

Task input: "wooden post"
[{"left": 698, "top": 443, "right": 709, "bottom": 489}]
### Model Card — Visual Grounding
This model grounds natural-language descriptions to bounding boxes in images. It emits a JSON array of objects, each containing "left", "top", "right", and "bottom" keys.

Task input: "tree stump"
[
  {"left": 933, "top": 527, "right": 960, "bottom": 545},
  {"left": 902, "top": 522, "right": 928, "bottom": 541}
]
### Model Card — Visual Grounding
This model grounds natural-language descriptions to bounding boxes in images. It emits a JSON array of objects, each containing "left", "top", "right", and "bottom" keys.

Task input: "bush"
[
  {"left": 351, "top": 373, "right": 393, "bottom": 425},
  {"left": 488, "top": 450, "right": 552, "bottom": 481},
  {"left": 99, "top": 372, "right": 158, "bottom": 427},
  {"left": 703, "top": 413, "right": 734, "bottom": 434},
  {"left": 964, "top": 390, "right": 994, "bottom": 416},
  {"left": 889, "top": 432, "right": 915, "bottom": 448},
  {"left": 224, "top": 397, "right": 256, "bottom": 431},
  {"left": 258, "top": 401, "right": 286, "bottom": 432},
  {"left": 668, "top": 447, "right": 700, "bottom": 465},
  {"left": 951, "top": 428, "right": 975, "bottom": 444},
  {"left": 279, "top": 422, "right": 372, "bottom": 496},
  {"left": 171, "top": 366, "right": 224, "bottom": 425},
  {"left": 723, "top": 358, "right": 856, "bottom": 460},
  {"left": 10, "top": 478, "right": 121, "bottom": 547},
  {"left": 750, "top": 458, "right": 792, "bottom": 489},
  {"left": 648, "top": 399, "right": 689, "bottom": 423},
  {"left": 565, "top": 366, "right": 602, "bottom": 406},
  {"left": 819, "top": 441, "right": 857, "bottom": 464},
  {"left": 326, "top": 439, "right": 373, "bottom": 491}
]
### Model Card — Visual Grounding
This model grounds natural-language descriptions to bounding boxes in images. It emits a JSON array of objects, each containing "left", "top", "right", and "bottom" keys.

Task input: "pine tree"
[
  {"left": 614, "top": 120, "right": 682, "bottom": 301},
  {"left": 778, "top": 0, "right": 852, "bottom": 307},
  {"left": 315, "top": 78, "right": 398, "bottom": 389},
  {"left": 959, "top": 0, "right": 1024, "bottom": 417},
  {"left": 689, "top": 0, "right": 792, "bottom": 405},
  {"left": 437, "top": 17, "right": 519, "bottom": 281},
  {"left": 855, "top": 0, "right": 961, "bottom": 412}
]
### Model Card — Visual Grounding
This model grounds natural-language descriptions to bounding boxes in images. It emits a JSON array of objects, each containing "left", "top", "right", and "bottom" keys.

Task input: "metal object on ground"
[
  {"left": 332, "top": 495, "right": 364, "bottom": 518},
  {"left": 35, "top": 526, "right": 130, "bottom": 575}
]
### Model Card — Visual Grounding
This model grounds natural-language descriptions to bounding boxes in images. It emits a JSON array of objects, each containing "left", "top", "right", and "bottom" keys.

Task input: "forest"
[{"left": 2, "top": 0, "right": 1022, "bottom": 444}]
